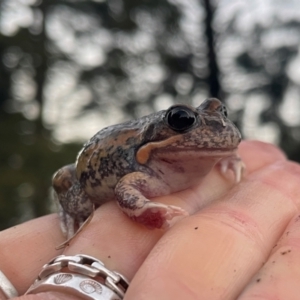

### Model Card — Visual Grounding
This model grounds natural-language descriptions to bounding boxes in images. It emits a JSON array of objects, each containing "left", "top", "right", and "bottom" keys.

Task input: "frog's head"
[
  {"left": 164, "top": 97, "right": 241, "bottom": 149},
  {"left": 137, "top": 98, "right": 241, "bottom": 165}
]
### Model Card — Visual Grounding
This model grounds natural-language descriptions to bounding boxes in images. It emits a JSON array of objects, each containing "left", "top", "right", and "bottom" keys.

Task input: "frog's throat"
[{"left": 136, "top": 135, "right": 237, "bottom": 165}]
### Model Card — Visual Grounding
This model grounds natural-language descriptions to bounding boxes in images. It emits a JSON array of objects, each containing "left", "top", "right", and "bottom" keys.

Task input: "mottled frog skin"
[{"left": 53, "top": 98, "right": 244, "bottom": 239}]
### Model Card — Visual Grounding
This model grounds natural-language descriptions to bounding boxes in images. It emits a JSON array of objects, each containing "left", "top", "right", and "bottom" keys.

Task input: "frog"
[{"left": 52, "top": 98, "right": 244, "bottom": 240}]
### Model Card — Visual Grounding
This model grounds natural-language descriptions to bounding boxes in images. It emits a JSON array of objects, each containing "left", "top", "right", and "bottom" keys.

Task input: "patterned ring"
[
  {"left": 25, "top": 254, "right": 130, "bottom": 299},
  {"left": 26, "top": 272, "right": 121, "bottom": 300}
]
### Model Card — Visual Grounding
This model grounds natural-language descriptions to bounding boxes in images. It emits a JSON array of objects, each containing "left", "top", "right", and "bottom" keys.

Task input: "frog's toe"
[
  {"left": 58, "top": 210, "right": 76, "bottom": 239},
  {"left": 218, "top": 154, "right": 245, "bottom": 183},
  {"left": 160, "top": 206, "right": 189, "bottom": 229},
  {"left": 163, "top": 204, "right": 188, "bottom": 219},
  {"left": 130, "top": 202, "right": 188, "bottom": 229}
]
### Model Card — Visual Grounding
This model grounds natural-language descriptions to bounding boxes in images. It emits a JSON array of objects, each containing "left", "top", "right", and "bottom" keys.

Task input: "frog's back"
[{"left": 75, "top": 113, "right": 162, "bottom": 201}]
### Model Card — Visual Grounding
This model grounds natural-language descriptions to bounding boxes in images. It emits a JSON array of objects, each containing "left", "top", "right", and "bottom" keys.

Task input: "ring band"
[
  {"left": 0, "top": 271, "right": 18, "bottom": 299},
  {"left": 25, "top": 254, "right": 129, "bottom": 300},
  {"left": 26, "top": 272, "right": 122, "bottom": 299}
]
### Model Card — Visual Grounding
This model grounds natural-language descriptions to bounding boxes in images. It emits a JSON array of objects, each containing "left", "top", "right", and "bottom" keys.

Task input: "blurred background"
[{"left": 1, "top": 0, "right": 300, "bottom": 230}]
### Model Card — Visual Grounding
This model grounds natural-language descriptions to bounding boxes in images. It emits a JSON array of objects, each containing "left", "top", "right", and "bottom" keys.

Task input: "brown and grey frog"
[{"left": 52, "top": 98, "right": 244, "bottom": 240}]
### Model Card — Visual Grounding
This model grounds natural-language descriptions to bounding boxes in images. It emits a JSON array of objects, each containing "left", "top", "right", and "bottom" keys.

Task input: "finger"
[
  {"left": 145, "top": 140, "right": 286, "bottom": 216},
  {"left": 237, "top": 213, "right": 300, "bottom": 300},
  {"left": 238, "top": 140, "right": 286, "bottom": 172},
  {"left": 179, "top": 140, "right": 286, "bottom": 212},
  {"left": 125, "top": 159, "right": 300, "bottom": 299},
  {"left": 0, "top": 214, "right": 64, "bottom": 294}
]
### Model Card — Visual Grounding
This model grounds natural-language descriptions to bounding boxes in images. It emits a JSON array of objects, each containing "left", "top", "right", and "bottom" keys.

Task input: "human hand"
[{"left": 1, "top": 140, "right": 299, "bottom": 300}]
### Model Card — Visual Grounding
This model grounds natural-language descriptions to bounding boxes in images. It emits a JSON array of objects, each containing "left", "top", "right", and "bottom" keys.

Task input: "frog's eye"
[{"left": 166, "top": 106, "right": 197, "bottom": 132}]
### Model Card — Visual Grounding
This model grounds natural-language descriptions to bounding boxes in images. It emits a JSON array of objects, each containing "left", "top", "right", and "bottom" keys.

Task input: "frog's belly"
[
  {"left": 147, "top": 154, "right": 221, "bottom": 193},
  {"left": 83, "top": 174, "right": 118, "bottom": 204}
]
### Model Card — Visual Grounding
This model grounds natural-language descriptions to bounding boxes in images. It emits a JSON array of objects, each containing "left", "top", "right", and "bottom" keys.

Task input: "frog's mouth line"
[
  {"left": 158, "top": 148, "right": 238, "bottom": 156},
  {"left": 137, "top": 135, "right": 239, "bottom": 164},
  {"left": 151, "top": 148, "right": 239, "bottom": 161}
]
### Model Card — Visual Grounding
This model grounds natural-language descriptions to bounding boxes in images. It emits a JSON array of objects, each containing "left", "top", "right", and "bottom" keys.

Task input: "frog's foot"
[
  {"left": 57, "top": 205, "right": 76, "bottom": 238},
  {"left": 218, "top": 153, "right": 245, "bottom": 183},
  {"left": 52, "top": 164, "right": 94, "bottom": 241},
  {"left": 56, "top": 207, "right": 94, "bottom": 250},
  {"left": 115, "top": 171, "right": 189, "bottom": 229},
  {"left": 129, "top": 202, "right": 188, "bottom": 229},
  {"left": 55, "top": 193, "right": 93, "bottom": 241}
]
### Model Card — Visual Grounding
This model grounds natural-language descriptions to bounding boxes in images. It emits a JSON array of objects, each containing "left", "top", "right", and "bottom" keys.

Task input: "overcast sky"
[{"left": 1, "top": 0, "right": 300, "bottom": 144}]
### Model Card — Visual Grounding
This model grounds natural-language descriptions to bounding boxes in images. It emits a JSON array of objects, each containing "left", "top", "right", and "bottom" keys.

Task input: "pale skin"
[{"left": 1, "top": 140, "right": 300, "bottom": 300}]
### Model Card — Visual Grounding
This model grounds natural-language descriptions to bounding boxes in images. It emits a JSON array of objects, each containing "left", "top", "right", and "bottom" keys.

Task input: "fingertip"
[
  {"left": 0, "top": 214, "right": 64, "bottom": 294},
  {"left": 238, "top": 140, "right": 286, "bottom": 173}
]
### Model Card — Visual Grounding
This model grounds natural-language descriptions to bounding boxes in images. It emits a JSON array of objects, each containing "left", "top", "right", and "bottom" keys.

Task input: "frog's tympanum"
[{"left": 53, "top": 98, "right": 244, "bottom": 239}]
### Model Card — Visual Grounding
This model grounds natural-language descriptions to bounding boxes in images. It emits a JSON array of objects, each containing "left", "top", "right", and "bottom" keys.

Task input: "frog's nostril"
[{"left": 221, "top": 104, "right": 228, "bottom": 117}]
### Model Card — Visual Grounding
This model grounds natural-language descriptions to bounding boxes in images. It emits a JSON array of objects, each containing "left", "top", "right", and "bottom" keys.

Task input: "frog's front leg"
[
  {"left": 115, "top": 172, "right": 188, "bottom": 229},
  {"left": 52, "top": 164, "right": 94, "bottom": 239}
]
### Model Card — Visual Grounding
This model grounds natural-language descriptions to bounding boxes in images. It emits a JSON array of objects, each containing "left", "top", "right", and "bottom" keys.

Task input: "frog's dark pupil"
[{"left": 167, "top": 108, "right": 196, "bottom": 132}]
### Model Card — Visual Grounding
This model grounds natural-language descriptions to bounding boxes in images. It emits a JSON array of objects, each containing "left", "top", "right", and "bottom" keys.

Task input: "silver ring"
[
  {"left": 0, "top": 271, "right": 19, "bottom": 299},
  {"left": 25, "top": 254, "right": 130, "bottom": 300}
]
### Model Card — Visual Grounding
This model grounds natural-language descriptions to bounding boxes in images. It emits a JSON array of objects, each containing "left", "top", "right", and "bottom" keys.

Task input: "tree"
[{"left": 214, "top": 1, "right": 300, "bottom": 160}]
